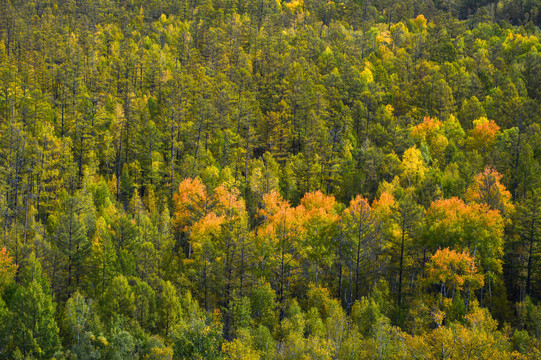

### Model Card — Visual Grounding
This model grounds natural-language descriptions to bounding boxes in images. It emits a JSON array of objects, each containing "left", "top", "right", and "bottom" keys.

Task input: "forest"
[{"left": 1, "top": 0, "right": 541, "bottom": 359}]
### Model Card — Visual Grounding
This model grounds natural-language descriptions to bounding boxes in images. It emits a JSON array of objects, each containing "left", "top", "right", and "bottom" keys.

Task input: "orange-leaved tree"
[
  {"left": 468, "top": 117, "right": 500, "bottom": 153},
  {"left": 256, "top": 191, "right": 306, "bottom": 319},
  {"left": 299, "top": 191, "right": 339, "bottom": 286},
  {"left": 173, "top": 177, "right": 209, "bottom": 233},
  {"left": 411, "top": 116, "right": 449, "bottom": 165},
  {"left": 465, "top": 167, "right": 513, "bottom": 217},
  {"left": 174, "top": 179, "right": 249, "bottom": 312},
  {"left": 424, "top": 197, "right": 504, "bottom": 309},
  {"left": 425, "top": 248, "right": 484, "bottom": 299},
  {"left": 0, "top": 247, "right": 18, "bottom": 292},
  {"left": 424, "top": 197, "right": 504, "bottom": 273}
]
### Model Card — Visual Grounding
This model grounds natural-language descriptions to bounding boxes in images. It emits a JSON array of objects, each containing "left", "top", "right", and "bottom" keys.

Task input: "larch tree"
[
  {"left": 256, "top": 191, "right": 306, "bottom": 319},
  {"left": 341, "top": 194, "right": 379, "bottom": 303},
  {"left": 391, "top": 191, "right": 423, "bottom": 310},
  {"left": 516, "top": 190, "right": 541, "bottom": 298}
]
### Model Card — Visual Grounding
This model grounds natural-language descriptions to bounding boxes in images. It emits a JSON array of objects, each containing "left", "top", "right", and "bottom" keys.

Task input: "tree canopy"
[{"left": 1, "top": 0, "right": 541, "bottom": 358}]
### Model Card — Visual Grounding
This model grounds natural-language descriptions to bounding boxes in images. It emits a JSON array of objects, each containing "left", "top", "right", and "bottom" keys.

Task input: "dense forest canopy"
[{"left": 1, "top": 0, "right": 541, "bottom": 359}]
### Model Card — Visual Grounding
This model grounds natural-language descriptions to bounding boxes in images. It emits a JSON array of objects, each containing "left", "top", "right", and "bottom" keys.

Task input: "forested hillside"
[{"left": 2, "top": 0, "right": 541, "bottom": 359}]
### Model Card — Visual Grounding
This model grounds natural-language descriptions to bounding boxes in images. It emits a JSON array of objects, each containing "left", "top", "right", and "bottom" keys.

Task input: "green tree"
[
  {"left": 157, "top": 280, "right": 181, "bottom": 337},
  {"left": 171, "top": 314, "right": 223, "bottom": 360},
  {"left": 341, "top": 195, "right": 379, "bottom": 302},
  {"left": 89, "top": 216, "right": 117, "bottom": 298},
  {"left": 391, "top": 190, "right": 423, "bottom": 311},
  {"left": 102, "top": 275, "right": 135, "bottom": 323},
  {"left": 133, "top": 279, "right": 157, "bottom": 332},
  {"left": 63, "top": 291, "right": 94, "bottom": 348},
  {"left": 53, "top": 193, "right": 92, "bottom": 297},
  {"left": 516, "top": 190, "right": 541, "bottom": 298},
  {"left": 10, "top": 268, "right": 61, "bottom": 358}
]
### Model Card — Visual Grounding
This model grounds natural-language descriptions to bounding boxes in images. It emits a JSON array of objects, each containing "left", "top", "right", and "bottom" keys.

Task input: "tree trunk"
[
  {"left": 398, "top": 215, "right": 406, "bottom": 307},
  {"left": 526, "top": 218, "right": 535, "bottom": 296}
]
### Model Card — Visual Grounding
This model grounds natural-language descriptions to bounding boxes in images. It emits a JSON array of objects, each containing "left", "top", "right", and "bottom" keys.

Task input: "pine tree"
[
  {"left": 516, "top": 190, "right": 541, "bottom": 298},
  {"left": 10, "top": 256, "right": 60, "bottom": 359}
]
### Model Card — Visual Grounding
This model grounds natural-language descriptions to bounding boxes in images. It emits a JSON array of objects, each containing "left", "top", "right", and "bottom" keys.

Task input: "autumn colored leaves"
[{"left": 172, "top": 160, "right": 510, "bottom": 319}]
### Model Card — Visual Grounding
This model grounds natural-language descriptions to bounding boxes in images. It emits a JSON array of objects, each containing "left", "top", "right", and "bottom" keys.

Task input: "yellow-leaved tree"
[{"left": 256, "top": 191, "right": 306, "bottom": 319}]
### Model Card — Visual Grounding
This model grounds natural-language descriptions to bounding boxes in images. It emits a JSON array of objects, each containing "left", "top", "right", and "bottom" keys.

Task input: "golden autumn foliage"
[
  {"left": 0, "top": 247, "right": 17, "bottom": 291},
  {"left": 174, "top": 179, "right": 247, "bottom": 255},
  {"left": 173, "top": 178, "right": 208, "bottom": 231},
  {"left": 373, "top": 192, "right": 396, "bottom": 215},
  {"left": 221, "top": 338, "right": 261, "bottom": 360},
  {"left": 2, "top": 1, "right": 541, "bottom": 358},
  {"left": 257, "top": 191, "right": 305, "bottom": 238},
  {"left": 213, "top": 184, "right": 246, "bottom": 220},
  {"left": 425, "top": 248, "right": 484, "bottom": 296},
  {"left": 469, "top": 117, "right": 501, "bottom": 151},
  {"left": 410, "top": 117, "right": 450, "bottom": 164},
  {"left": 300, "top": 190, "right": 338, "bottom": 223},
  {"left": 424, "top": 197, "right": 505, "bottom": 274},
  {"left": 300, "top": 191, "right": 339, "bottom": 283},
  {"left": 411, "top": 117, "right": 443, "bottom": 144},
  {"left": 256, "top": 191, "right": 305, "bottom": 263},
  {"left": 465, "top": 167, "right": 513, "bottom": 215},
  {"left": 190, "top": 212, "right": 225, "bottom": 253},
  {"left": 400, "top": 147, "right": 428, "bottom": 186}
]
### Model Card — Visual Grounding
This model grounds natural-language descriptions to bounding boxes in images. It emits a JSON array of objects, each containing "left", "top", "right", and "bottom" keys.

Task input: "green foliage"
[
  {"left": 107, "top": 331, "right": 137, "bottom": 360},
  {"left": 249, "top": 281, "right": 278, "bottom": 331},
  {"left": 102, "top": 275, "right": 135, "bottom": 323},
  {"left": 171, "top": 315, "right": 223, "bottom": 360},
  {"left": 0, "top": 0, "right": 541, "bottom": 358},
  {"left": 157, "top": 280, "right": 181, "bottom": 337},
  {"left": 10, "top": 279, "right": 61, "bottom": 358}
]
